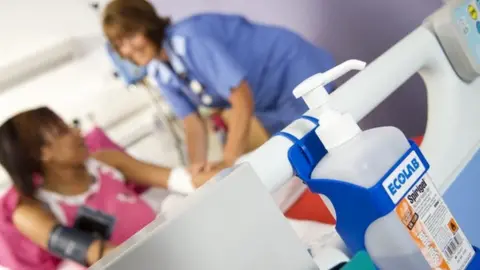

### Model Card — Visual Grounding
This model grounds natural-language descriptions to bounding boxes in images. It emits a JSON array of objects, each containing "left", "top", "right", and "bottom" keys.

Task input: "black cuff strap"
[{"left": 47, "top": 224, "right": 96, "bottom": 266}]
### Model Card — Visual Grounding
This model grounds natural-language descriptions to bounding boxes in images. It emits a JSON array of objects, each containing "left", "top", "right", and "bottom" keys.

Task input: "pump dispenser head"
[
  {"left": 292, "top": 60, "right": 367, "bottom": 110},
  {"left": 293, "top": 59, "right": 366, "bottom": 150}
]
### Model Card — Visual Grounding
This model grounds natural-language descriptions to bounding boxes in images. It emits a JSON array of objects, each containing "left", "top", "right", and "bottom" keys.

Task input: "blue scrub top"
[{"left": 147, "top": 13, "right": 335, "bottom": 134}]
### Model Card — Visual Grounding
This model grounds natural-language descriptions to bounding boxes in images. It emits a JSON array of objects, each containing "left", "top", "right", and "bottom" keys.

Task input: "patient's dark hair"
[
  {"left": 102, "top": 0, "right": 171, "bottom": 54},
  {"left": 0, "top": 107, "right": 66, "bottom": 198}
]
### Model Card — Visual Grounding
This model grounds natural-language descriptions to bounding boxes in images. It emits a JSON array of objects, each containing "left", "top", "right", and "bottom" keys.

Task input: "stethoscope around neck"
[{"left": 163, "top": 41, "right": 213, "bottom": 106}]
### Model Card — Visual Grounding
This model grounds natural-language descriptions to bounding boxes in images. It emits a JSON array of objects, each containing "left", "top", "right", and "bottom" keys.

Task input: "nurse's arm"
[
  {"left": 183, "top": 36, "right": 251, "bottom": 165},
  {"left": 183, "top": 112, "right": 209, "bottom": 167},
  {"left": 156, "top": 83, "right": 207, "bottom": 169},
  {"left": 223, "top": 80, "right": 254, "bottom": 164}
]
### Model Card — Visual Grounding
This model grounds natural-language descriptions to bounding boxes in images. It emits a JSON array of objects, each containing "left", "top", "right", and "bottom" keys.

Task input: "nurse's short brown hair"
[{"left": 102, "top": 0, "right": 170, "bottom": 52}]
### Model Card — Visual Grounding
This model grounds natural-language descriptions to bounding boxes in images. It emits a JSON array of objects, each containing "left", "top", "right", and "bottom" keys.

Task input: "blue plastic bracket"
[{"left": 277, "top": 126, "right": 480, "bottom": 269}]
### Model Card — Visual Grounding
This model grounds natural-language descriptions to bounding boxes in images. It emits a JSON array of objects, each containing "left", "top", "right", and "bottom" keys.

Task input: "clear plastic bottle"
[
  {"left": 292, "top": 59, "right": 472, "bottom": 269},
  {"left": 311, "top": 126, "right": 430, "bottom": 269},
  {"left": 291, "top": 59, "right": 430, "bottom": 269}
]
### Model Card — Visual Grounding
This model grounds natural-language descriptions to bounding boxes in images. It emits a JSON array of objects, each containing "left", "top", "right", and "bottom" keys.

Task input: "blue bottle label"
[{"left": 382, "top": 150, "right": 426, "bottom": 204}]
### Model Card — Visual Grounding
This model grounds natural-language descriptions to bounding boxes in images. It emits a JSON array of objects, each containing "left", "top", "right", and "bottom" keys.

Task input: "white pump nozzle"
[{"left": 292, "top": 60, "right": 367, "bottom": 109}]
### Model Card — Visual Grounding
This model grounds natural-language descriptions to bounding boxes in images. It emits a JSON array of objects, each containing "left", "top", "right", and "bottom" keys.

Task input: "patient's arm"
[
  {"left": 12, "top": 198, "right": 115, "bottom": 265},
  {"left": 92, "top": 150, "right": 171, "bottom": 188}
]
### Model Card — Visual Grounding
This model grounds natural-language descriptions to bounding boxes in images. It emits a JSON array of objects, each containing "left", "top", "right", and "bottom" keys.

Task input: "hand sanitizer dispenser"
[{"left": 288, "top": 60, "right": 475, "bottom": 269}]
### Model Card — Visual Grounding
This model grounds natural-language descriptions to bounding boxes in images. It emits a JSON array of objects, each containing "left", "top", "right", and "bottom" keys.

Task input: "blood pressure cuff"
[
  {"left": 47, "top": 225, "right": 96, "bottom": 266},
  {"left": 74, "top": 205, "right": 116, "bottom": 241}
]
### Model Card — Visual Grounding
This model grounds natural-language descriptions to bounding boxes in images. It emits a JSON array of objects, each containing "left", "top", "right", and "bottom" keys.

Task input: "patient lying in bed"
[{"left": 0, "top": 107, "right": 334, "bottom": 270}]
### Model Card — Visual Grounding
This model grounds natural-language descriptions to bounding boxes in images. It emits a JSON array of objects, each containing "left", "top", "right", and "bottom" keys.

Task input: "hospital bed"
[
  {"left": 89, "top": 0, "right": 480, "bottom": 269},
  {"left": 0, "top": 40, "right": 183, "bottom": 193},
  {"left": 0, "top": 41, "right": 304, "bottom": 215}
]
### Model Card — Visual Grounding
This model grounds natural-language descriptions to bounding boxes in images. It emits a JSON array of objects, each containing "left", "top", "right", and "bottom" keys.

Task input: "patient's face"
[
  {"left": 117, "top": 32, "right": 157, "bottom": 66},
  {"left": 41, "top": 123, "right": 89, "bottom": 166}
]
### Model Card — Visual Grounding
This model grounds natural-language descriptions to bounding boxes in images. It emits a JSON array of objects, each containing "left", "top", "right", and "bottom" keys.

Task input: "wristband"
[{"left": 167, "top": 167, "right": 195, "bottom": 194}]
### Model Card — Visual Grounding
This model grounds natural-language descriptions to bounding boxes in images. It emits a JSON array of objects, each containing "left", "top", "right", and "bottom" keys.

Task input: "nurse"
[{"left": 102, "top": 0, "right": 336, "bottom": 173}]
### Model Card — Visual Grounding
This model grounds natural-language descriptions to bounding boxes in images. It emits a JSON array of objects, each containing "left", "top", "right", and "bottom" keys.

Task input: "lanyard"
[{"left": 163, "top": 40, "right": 213, "bottom": 106}]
